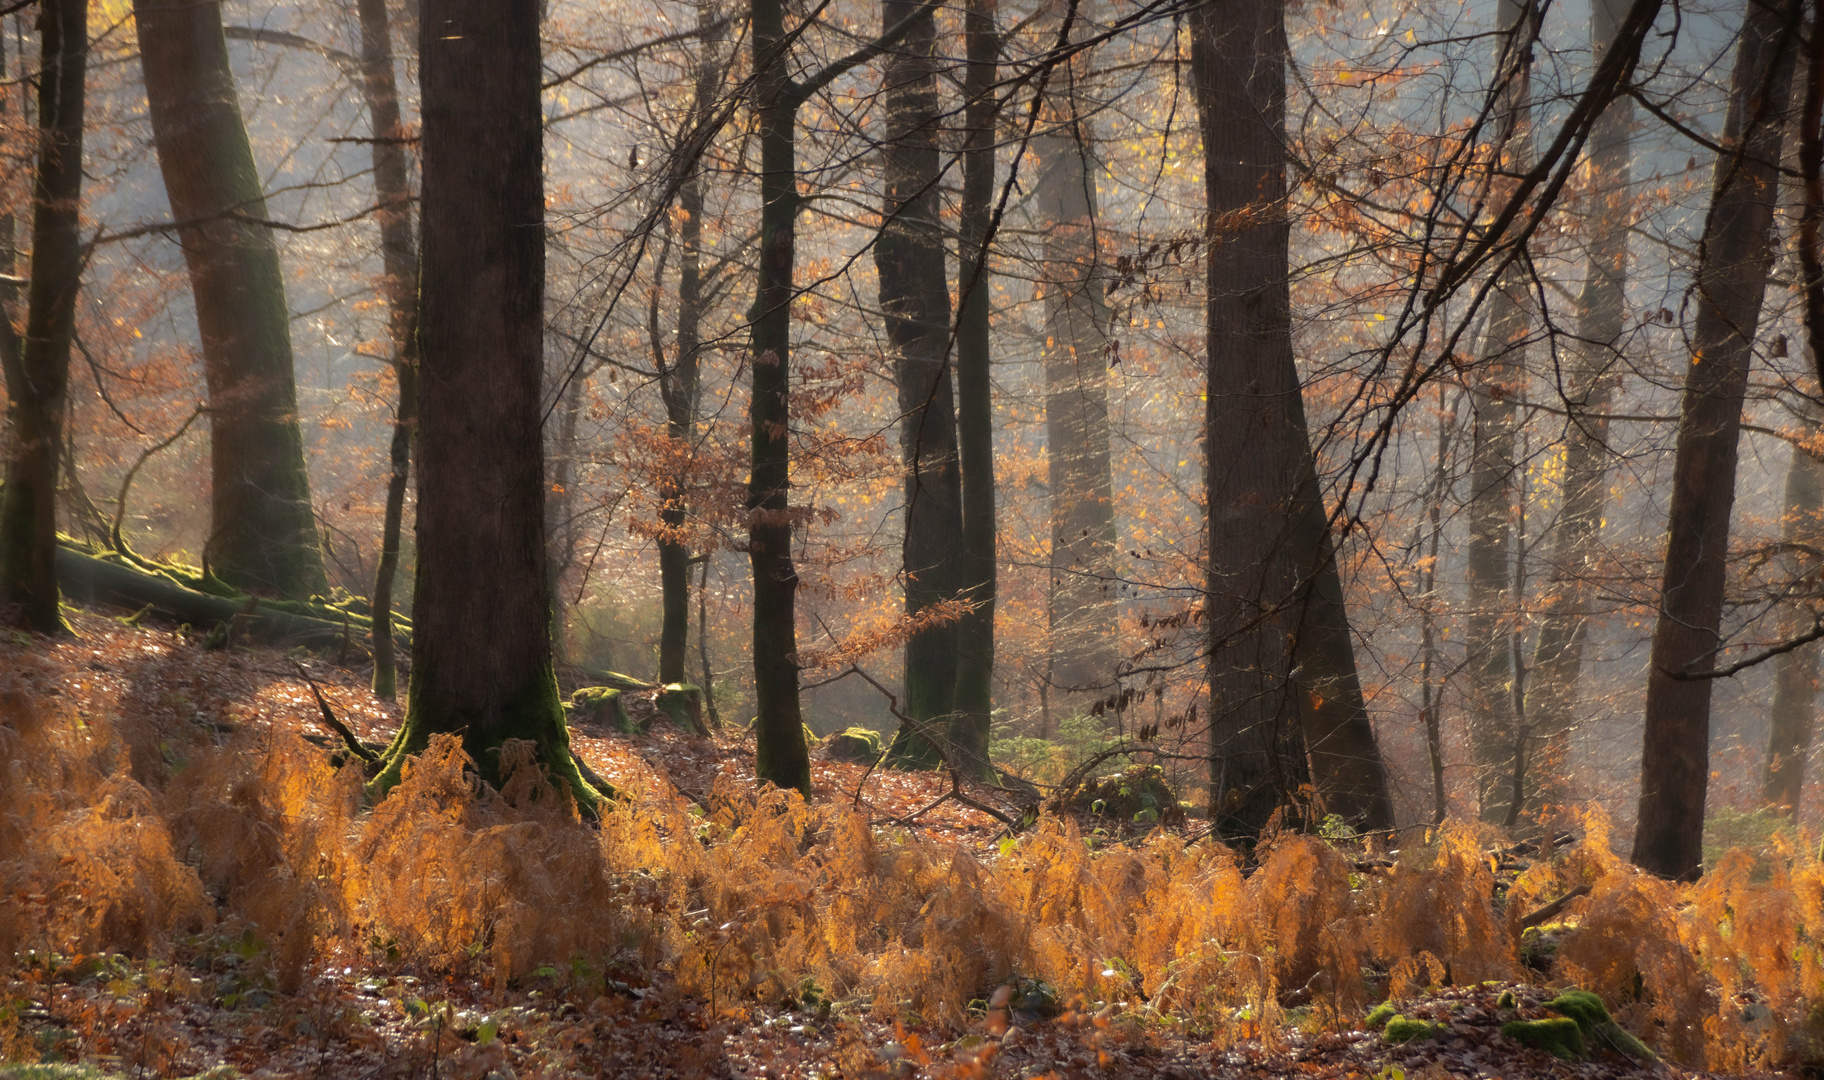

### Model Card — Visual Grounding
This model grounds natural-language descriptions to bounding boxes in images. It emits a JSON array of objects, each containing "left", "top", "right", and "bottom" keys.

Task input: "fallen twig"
[{"left": 1519, "top": 883, "right": 1592, "bottom": 929}]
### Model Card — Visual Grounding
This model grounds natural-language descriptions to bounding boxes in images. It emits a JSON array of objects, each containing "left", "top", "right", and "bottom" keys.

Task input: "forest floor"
[{"left": 0, "top": 612, "right": 1790, "bottom": 1079}]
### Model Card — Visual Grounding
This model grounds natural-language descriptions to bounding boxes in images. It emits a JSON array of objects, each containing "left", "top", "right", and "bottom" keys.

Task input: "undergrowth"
[{"left": 5, "top": 647, "right": 1824, "bottom": 1071}]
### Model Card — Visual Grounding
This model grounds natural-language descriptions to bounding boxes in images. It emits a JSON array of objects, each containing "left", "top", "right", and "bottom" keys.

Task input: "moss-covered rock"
[
  {"left": 1383, "top": 1015, "right": 1445, "bottom": 1044},
  {"left": 1545, "top": 989, "right": 1655, "bottom": 1060},
  {"left": 569, "top": 686, "right": 636, "bottom": 734},
  {"left": 1502, "top": 1017, "right": 1587, "bottom": 1061},
  {"left": 1364, "top": 1001, "right": 1397, "bottom": 1031},
  {"left": 1069, "top": 764, "right": 1183, "bottom": 825},
  {"left": 656, "top": 683, "right": 704, "bottom": 732},
  {"left": 1495, "top": 989, "right": 1517, "bottom": 1010},
  {"left": 826, "top": 726, "right": 884, "bottom": 763}
]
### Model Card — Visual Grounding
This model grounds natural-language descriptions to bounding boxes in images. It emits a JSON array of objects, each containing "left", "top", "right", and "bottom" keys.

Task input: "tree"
[
  {"left": 0, "top": 0, "right": 90, "bottom": 633},
  {"left": 1464, "top": 0, "right": 1539, "bottom": 826},
  {"left": 356, "top": 0, "right": 419, "bottom": 700},
  {"left": 656, "top": 0, "right": 728, "bottom": 688},
  {"left": 878, "top": 0, "right": 966, "bottom": 771},
  {"left": 1034, "top": 57, "right": 1119, "bottom": 722},
  {"left": 1193, "top": 0, "right": 1393, "bottom": 836},
  {"left": 1763, "top": 436, "right": 1823, "bottom": 815},
  {"left": 1520, "top": 0, "right": 1635, "bottom": 821},
  {"left": 369, "top": 0, "right": 601, "bottom": 806},
  {"left": 133, "top": 0, "right": 326, "bottom": 597},
  {"left": 1633, "top": 0, "right": 1798, "bottom": 880},
  {"left": 744, "top": 0, "right": 921, "bottom": 793},
  {"left": 951, "top": 0, "right": 1002, "bottom": 776}
]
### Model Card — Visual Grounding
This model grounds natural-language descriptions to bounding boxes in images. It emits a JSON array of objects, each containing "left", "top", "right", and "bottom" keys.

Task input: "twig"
[
  {"left": 112, "top": 405, "right": 207, "bottom": 555},
  {"left": 1519, "top": 883, "right": 1592, "bottom": 929},
  {"left": 290, "top": 660, "right": 378, "bottom": 764},
  {"left": 847, "top": 666, "right": 1018, "bottom": 830}
]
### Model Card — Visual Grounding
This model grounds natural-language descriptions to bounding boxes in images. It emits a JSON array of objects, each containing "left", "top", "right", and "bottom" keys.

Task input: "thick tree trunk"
[
  {"left": 356, "top": 0, "right": 419, "bottom": 700},
  {"left": 1193, "top": 0, "right": 1392, "bottom": 836},
  {"left": 748, "top": 0, "right": 811, "bottom": 795},
  {"left": 878, "top": 0, "right": 965, "bottom": 771},
  {"left": 1633, "top": 0, "right": 1797, "bottom": 879},
  {"left": 1466, "top": 0, "right": 1538, "bottom": 825},
  {"left": 133, "top": 0, "right": 325, "bottom": 598},
  {"left": 951, "top": 0, "right": 1001, "bottom": 777},
  {"left": 1764, "top": 440, "right": 1823, "bottom": 814},
  {"left": 371, "top": 0, "right": 599, "bottom": 807},
  {"left": 0, "top": 0, "right": 87, "bottom": 634},
  {"left": 1036, "top": 96, "right": 1118, "bottom": 720},
  {"left": 1520, "top": 0, "right": 1634, "bottom": 819},
  {"left": 659, "top": 0, "right": 724, "bottom": 686}
]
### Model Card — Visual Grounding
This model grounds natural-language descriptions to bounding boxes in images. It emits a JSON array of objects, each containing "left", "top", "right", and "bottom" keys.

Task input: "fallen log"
[{"left": 57, "top": 545, "right": 398, "bottom": 651}]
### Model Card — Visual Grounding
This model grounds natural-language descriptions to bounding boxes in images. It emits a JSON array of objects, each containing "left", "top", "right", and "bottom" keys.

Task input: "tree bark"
[
  {"left": 1764, "top": 438, "right": 1823, "bottom": 815},
  {"left": 355, "top": 0, "right": 419, "bottom": 700},
  {"left": 1036, "top": 67, "right": 1118, "bottom": 720},
  {"left": 1520, "top": 0, "right": 1634, "bottom": 820},
  {"left": 659, "top": 0, "right": 725, "bottom": 686},
  {"left": 370, "top": 0, "right": 600, "bottom": 807},
  {"left": 133, "top": 0, "right": 326, "bottom": 598},
  {"left": 878, "top": 0, "right": 965, "bottom": 772},
  {"left": 1633, "top": 0, "right": 1797, "bottom": 879},
  {"left": 0, "top": 0, "right": 88, "bottom": 633},
  {"left": 1193, "top": 0, "right": 1392, "bottom": 837},
  {"left": 951, "top": 0, "right": 1001, "bottom": 777},
  {"left": 747, "top": 0, "right": 812, "bottom": 795},
  {"left": 1466, "top": 0, "right": 1538, "bottom": 825}
]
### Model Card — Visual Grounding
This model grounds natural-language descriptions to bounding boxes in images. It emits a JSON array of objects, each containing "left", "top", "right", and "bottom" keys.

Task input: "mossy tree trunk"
[
  {"left": 878, "top": 0, "right": 966, "bottom": 772},
  {"left": 951, "top": 0, "right": 1001, "bottom": 778},
  {"left": 1193, "top": 0, "right": 1391, "bottom": 837},
  {"left": 1633, "top": 0, "right": 1797, "bottom": 879},
  {"left": 0, "top": 0, "right": 88, "bottom": 634},
  {"left": 133, "top": 0, "right": 326, "bottom": 598},
  {"left": 356, "top": 0, "right": 419, "bottom": 700},
  {"left": 370, "top": 0, "right": 599, "bottom": 808}
]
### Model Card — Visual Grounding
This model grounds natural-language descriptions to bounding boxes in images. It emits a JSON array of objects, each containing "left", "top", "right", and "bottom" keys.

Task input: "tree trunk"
[
  {"left": 1520, "top": 0, "right": 1634, "bottom": 820},
  {"left": 878, "top": 0, "right": 965, "bottom": 772},
  {"left": 1764, "top": 439, "right": 1823, "bottom": 815},
  {"left": 1465, "top": 0, "right": 1538, "bottom": 825},
  {"left": 1633, "top": 0, "right": 1797, "bottom": 879},
  {"left": 370, "top": 0, "right": 600, "bottom": 807},
  {"left": 0, "top": 0, "right": 87, "bottom": 634},
  {"left": 659, "top": 0, "right": 725, "bottom": 686},
  {"left": 1036, "top": 75, "right": 1118, "bottom": 720},
  {"left": 133, "top": 0, "right": 325, "bottom": 598},
  {"left": 1193, "top": 0, "right": 1392, "bottom": 837},
  {"left": 356, "top": 0, "right": 419, "bottom": 700},
  {"left": 951, "top": 0, "right": 1001, "bottom": 777},
  {"left": 747, "top": 0, "right": 811, "bottom": 795}
]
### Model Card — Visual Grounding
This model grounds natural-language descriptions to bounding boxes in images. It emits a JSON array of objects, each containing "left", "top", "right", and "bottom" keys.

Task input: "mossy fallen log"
[{"left": 56, "top": 545, "right": 401, "bottom": 651}]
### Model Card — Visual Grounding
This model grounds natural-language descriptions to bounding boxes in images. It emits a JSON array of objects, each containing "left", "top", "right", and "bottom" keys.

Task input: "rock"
[
  {"left": 1501, "top": 1017, "right": 1586, "bottom": 1061},
  {"left": 1383, "top": 1015, "right": 1445, "bottom": 1044},
  {"left": 825, "top": 727, "right": 883, "bottom": 763}
]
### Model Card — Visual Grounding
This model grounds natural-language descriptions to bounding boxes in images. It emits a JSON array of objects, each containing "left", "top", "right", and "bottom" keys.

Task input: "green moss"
[
  {"left": 1544, "top": 989, "right": 1656, "bottom": 1061},
  {"left": 826, "top": 726, "right": 884, "bottom": 763},
  {"left": 1382, "top": 1015, "right": 1444, "bottom": 1044},
  {"left": 1502, "top": 1017, "right": 1586, "bottom": 1061},
  {"left": 1364, "top": 1002, "right": 1397, "bottom": 1030},
  {"left": 1495, "top": 989, "right": 1516, "bottom": 1010}
]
